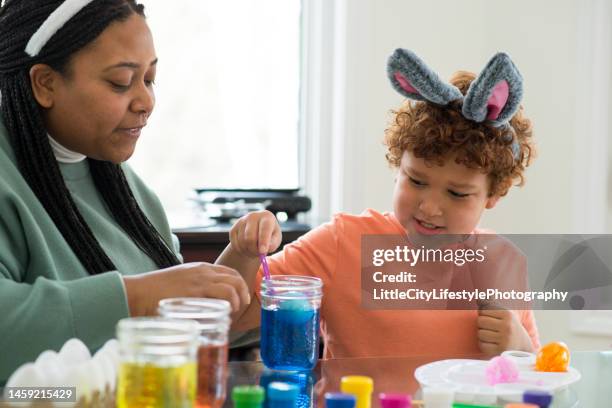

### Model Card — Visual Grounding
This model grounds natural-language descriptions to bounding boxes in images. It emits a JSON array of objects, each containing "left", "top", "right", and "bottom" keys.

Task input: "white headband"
[{"left": 25, "top": 0, "right": 95, "bottom": 57}]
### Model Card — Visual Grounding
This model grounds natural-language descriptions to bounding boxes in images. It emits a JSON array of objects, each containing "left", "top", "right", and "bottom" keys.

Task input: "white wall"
[
  {"left": 316, "top": 0, "right": 611, "bottom": 234},
  {"left": 304, "top": 0, "right": 612, "bottom": 350}
]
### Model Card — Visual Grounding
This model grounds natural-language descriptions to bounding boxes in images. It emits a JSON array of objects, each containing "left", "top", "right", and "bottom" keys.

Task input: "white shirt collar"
[{"left": 48, "top": 135, "right": 86, "bottom": 163}]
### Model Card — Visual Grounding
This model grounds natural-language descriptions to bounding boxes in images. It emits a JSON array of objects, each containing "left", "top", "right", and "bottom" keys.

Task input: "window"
[{"left": 130, "top": 1, "right": 302, "bottom": 223}]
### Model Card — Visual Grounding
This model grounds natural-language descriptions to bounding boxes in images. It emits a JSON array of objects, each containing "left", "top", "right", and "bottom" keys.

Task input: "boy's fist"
[
  {"left": 477, "top": 306, "right": 534, "bottom": 356},
  {"left": 229, "top": 210, "right": 282, "bottom": 258}
]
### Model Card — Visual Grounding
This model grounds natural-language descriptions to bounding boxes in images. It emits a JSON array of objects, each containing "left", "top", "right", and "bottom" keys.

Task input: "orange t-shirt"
[{"left": 255, "top": 209, "right": 540, "bottom": 359}]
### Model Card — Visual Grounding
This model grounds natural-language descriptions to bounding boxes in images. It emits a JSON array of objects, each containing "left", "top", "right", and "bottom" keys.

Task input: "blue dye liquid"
[
  {"left": 260, "top": 370, "right": 315, "bottom": 408},
  {"left": 260, "top": 305, "right": 320, "bottom": 371}
]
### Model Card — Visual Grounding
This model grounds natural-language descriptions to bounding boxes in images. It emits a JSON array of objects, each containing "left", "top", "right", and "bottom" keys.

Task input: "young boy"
[{"left": 218, "top": 49, "right": 539, "bottom": 358}]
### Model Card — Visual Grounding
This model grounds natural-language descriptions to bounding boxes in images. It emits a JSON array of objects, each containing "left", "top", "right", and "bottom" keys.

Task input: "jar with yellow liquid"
[{"left": 116, "top": 317, "right": 199, "bottom": 408}]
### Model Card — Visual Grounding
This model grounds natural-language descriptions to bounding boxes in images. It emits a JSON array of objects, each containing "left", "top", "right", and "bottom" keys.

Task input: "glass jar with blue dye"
[{"left": 260, "top": 276, "right": 323, "bottom": 371}]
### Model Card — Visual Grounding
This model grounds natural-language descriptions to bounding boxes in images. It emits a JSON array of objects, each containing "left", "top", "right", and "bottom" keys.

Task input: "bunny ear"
[
  {"left": 387, "top": 49, "right": 463, "bottom": 105},
  {"left": 462, "top": 53, "right": 523, "bottom": 126}
]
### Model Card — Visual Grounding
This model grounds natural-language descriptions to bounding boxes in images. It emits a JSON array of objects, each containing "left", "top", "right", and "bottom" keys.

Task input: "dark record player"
[{"left": 193, "top": 188, "right": 312, "bottom": 223}]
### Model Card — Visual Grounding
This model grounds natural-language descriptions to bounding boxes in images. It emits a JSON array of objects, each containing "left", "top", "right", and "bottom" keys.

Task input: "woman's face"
[{"left": 42, "top": 14, "right": 157, "bottom": 163}]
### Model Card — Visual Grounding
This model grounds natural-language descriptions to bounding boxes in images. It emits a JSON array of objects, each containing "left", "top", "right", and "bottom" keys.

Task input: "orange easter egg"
[{"left": 535, "top": 341, "right": 570, "bottom": 372}]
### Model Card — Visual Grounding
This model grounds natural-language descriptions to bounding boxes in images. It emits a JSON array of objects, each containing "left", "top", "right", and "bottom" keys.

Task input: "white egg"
[
  {"left": 5, "top": 363, "right": 47, "bottom": 389},
  {"left": 35, "top": 349, "right": 59, "bottom": 364},
  {"left": 102, "top": 338, "right": 119, "bottom": 355},
  {"left": 100, "top": 338, "right": 120, "bottom": 369},
  {"left": 86, "top": 359, "right": 106, "bottom": 394},
  {"left": 62, "top": 361, "right": 95, "bottom": 403},
  {"left": 59, "top": 338, "right": 91, "bottom": 366},
  {"left": 93, "top": 350, "right": 116, "bottom": 390},
  {"left": 34, "top": 350, "right": 66, "bottom": 387}
]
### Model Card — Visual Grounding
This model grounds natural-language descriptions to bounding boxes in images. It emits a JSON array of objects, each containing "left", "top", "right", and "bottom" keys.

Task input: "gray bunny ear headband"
[{"left": 387, "top": 49, "right": 523, "bottom": 156}]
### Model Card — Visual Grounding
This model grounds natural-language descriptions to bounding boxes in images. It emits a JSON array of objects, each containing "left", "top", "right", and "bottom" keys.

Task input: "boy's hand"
[
  {"left": 229, "top": 210, "right": 282, "bottom": 258},
  {"left": 477, "top": 306, "right": 534, "bottom": 356}
]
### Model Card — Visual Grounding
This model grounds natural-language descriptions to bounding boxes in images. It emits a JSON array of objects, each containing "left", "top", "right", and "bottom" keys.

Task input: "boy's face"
[{"left": 393, "top": 151, "right": 500, "bottom": 236}]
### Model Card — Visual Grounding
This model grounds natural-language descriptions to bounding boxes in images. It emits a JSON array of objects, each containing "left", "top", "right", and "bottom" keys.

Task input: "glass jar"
[
  {"left": 260, "top": 275, "right": 323, "bottom": 371},
  {"left": 158, "top": 298, "right": 231, "bottom": 408},
  {"left": 116, "top": 317, "right": 199, "bottom": 408}
]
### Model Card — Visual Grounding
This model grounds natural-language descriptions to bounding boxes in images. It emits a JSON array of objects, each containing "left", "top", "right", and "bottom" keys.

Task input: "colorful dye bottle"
[
  {"left": 158, "top": 297, "right": 232, "bottom": 408},
  {"left": 232, "top": 385, "right": 265, "bottom": 408},
  {"left": 267, "top": 382, "right": 299, "bottom": 408},
  {"left": 260, "top": 276, "right": 323, "bottom": 371},
  {"left": 116, "top": 317, "right": 199, "bottom": 407},
  {"left": 325, "top": 392, "right": 357, "bottom": 408},
  {"left": 340, "top": 376, "right": 373, "bottom": 408},
  {"left": 522, "top": 389, "right": 553, "bottom": 408},
  {"left": 379, "top": 393, "right": 411, "bottom": 408},
  {"left": 260, "top": 369, "right": 315, "bottom": 408}
]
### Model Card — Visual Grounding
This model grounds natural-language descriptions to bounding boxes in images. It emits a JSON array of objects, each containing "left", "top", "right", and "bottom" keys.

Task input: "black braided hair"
[{"left": 0, "top": 0, "right": 180, "bottom": 274}]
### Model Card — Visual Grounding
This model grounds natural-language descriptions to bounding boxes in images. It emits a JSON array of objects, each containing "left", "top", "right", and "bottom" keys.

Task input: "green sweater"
[{"left": 0, "top": 120, "right": 181, "bottom": 382}]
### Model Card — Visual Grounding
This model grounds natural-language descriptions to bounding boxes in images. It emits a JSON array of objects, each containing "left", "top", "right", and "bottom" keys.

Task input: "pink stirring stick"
[{"left": 259, "top": 253, "right": 271, "bottom": 281}]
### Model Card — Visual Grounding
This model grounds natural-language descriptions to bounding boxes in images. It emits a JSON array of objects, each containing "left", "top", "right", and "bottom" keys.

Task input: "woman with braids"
[{"left": 0, "top": 0, "right": 250, "bottom": 381}]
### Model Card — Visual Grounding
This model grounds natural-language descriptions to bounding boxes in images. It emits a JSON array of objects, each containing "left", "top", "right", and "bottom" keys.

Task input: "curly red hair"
[{"left": 384, "top": 71, "right": 535, "bottom": 197}]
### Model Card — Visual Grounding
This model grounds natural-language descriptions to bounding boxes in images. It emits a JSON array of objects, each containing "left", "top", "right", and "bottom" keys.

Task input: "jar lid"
[
  {"left": 523, "top": 389, "right": 552, "bottom": 406},
  {"left": 261, "top": 275, "right": 323, "bottom": 300},
  {"left": 116, "top": 317, "right": 199, "bottom": 356},
  {"left": 158, "top": 298, "right": 231, "bottom": 331},
  {"left": 325, "top": 392, "right": 356, "bottom": 408},
  {"left": 340, "top": 375, "right": 373, "bottom": 394},
  {"left": 232, "top": 385, "right": 265, "bottom": 404},
  {"left": 267, "top": 382, "right": 299, "bottom": 401}
]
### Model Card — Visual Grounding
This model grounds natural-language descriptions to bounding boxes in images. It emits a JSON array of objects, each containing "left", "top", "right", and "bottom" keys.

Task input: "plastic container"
[
  {"left": 158, "top": 297, "right": 232, "bottom": 408},
  {"left": 116, "top": 317, "right": 199, "bottom": 407},
  {"left": 422, "top": 387, "right": 454, "bottom": 408},
  {"left": 340, "top": 375, "right": 373, "bottom": 408},
  {"left": 260, "top": 276, "right": 323, "bottom": 370},
  {"left": 267, "top": 382, "right": 299, "bottom": 408},
  {"left": 522, "top": 390, "right": 553, "bottom": 407},
  {"left": 232, "top": 385, "right": 265, "bottom": 408},
  {"left": 260, "top": 369, "right": 315, "bottom": 408},
  {"left": 325, "top": 392, "right": 357, "bottom": 408},
  {"left": 379, "top": 393, "right": 411, "bottom": 408}
]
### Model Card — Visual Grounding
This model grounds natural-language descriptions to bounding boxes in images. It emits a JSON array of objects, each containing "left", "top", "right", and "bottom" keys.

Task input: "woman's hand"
[
  {"left": 229, "top": 210, "right": 282, "bottom": 258},
  {"left": 123, "top": 262, "right": 250, "bottom": 316}
]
